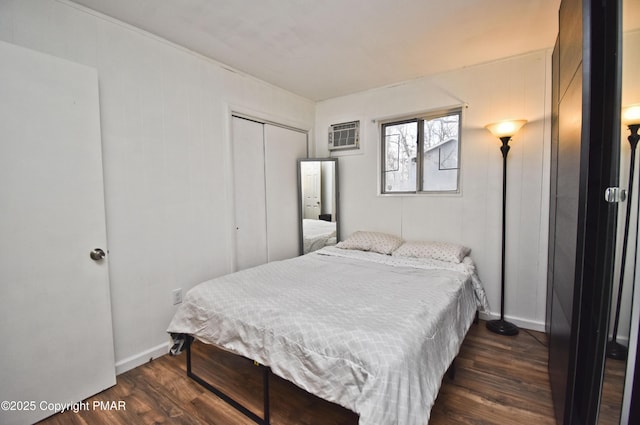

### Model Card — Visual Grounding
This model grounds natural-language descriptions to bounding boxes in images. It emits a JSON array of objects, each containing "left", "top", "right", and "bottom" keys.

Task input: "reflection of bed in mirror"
[
  {"left": 302, "top": 218, "right": 336, "bottom": 253},
  {"left": 298, "top": 158, "right": 339, "bottom": 254}
]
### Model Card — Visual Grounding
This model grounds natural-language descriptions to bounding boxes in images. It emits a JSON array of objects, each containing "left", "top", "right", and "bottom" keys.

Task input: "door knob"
[{"left": 90, "top": 248, "right": 106, "bottom": 261}]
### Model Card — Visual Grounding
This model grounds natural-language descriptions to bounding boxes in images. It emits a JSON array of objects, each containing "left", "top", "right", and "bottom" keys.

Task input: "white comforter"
[{"left": 167, "top": 247, "right": 488, "bottom": 425}]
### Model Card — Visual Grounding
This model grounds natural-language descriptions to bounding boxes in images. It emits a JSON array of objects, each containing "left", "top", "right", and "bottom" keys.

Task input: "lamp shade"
[
  {"left": 622, "top": 104, "right": 640, "bottom": 126},
  {"left": 485, "top": 119, "right": 528, "bottom": 138}
]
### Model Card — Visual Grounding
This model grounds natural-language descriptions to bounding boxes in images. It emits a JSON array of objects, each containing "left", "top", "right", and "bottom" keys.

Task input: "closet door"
[
  {"left": 232, "top": 117, "right": 268, "bottom": 270},
  {"left": 232, "top": 116, "right": 308, "bottom": 270},
  {"left": 264, "top": 124, "right": 308, "bottom": 262}
]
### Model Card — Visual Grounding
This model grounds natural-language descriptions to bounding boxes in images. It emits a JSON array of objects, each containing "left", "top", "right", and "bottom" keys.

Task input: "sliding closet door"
[
  {"left": 232, "top": 116, "right": 308, "bottom": 270},
  {"left": 232, "top": 117, "right": 268, "bottom": 270},
  {"left": 264, "top": 124, "right": 308, "bottom": 262}
]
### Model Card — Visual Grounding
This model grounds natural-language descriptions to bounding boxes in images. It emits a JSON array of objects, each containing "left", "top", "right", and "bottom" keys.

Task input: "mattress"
[{"left": 167, "top": 246, "right": 488, "bottom": 425}]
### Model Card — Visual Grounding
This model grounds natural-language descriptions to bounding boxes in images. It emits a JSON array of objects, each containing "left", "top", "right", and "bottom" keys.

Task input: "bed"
[
  {"left": 167, "top": 233, "right": 488, "bottom": 425},
  {"left": 302, "top": 218, "right": 337, "bottom": 253}
]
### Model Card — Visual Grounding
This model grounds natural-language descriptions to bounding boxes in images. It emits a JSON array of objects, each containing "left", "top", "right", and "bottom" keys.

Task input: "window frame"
[{"left": 380, "top": 107, "right": 462, "bottom": 195}]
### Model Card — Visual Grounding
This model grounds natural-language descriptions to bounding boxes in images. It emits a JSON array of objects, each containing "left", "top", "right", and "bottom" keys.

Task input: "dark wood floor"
[{"left": 36, "top": 321, "right": 623, "bottom": 425}]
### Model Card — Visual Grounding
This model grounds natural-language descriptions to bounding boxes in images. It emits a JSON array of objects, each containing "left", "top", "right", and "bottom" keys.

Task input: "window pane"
[
  {"left": 422, "top": 113, "right": 459, "bottom": 191},
  {"left": 384, "top": 122, "right": 417, "bottom": 192}
]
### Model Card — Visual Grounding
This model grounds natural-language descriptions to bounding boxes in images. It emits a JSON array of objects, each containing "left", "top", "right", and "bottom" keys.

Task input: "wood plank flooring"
[
  {"left": 39, "top": 321, "right": 560, "bottom": 424},
  {"left": 598, "top": 355, "right": 625, "bottom": 425}
]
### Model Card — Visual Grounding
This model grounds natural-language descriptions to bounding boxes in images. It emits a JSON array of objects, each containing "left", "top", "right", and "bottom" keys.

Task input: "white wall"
[
  {"left": 0, "top": 0, "right": 315, "bottom": 373},
  {"left": 0, "top": 0, "right": 558, "bottom": 368},
  {"left": 316, "top": 51, "right": 552, "bottom": 330}
]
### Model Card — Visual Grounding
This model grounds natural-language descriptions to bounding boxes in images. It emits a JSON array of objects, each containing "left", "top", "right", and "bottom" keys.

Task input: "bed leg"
[
  {"left": 263, "top": 364, "right": 270, "bottom": 424},
  {"left": 185, "top": 335, "right": 194, "bottom": 374},
  {"left": 474, "top": 310, "right": 479, "bottom": 324}
]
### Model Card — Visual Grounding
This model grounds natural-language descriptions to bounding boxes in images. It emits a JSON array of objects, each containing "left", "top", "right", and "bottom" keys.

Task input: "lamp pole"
[
  {"left": 484, "top": 119, "right": 526, "bottom": 336},
  {"left": 607, "top": 122, "right": 640, "bottom": 360},
  {"left": 486, "top": 136, "right": 519, "bottom": 336}
]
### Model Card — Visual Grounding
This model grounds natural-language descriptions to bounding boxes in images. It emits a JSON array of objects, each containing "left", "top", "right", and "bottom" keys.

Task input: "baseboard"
[
  {"left": 115, "top": 342, "right": 170, "bottom": 375},
  {"left": 479, "top": 311, "right": 546, "bottom": 333}
]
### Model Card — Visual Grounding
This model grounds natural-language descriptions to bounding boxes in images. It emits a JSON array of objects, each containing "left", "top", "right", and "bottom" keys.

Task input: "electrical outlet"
[{"left": 172, "top": 288, "right": 183, "bottom": 305}]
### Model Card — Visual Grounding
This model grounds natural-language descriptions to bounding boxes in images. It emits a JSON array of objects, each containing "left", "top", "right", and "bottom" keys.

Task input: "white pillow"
[
  {"left": 336, "top": 231, "right": 404, "bottom": 255},
  {"left": 392, "top": 240, "right": 471, "bottom": 263}
]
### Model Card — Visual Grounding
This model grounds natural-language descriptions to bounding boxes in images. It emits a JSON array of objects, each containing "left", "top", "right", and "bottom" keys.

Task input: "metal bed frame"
[
  {"left": 185, "top": 335, "right": 271, "bottom": 425},
  {"left": 182, "top": 311, "right": 479, "bottom": 424}
]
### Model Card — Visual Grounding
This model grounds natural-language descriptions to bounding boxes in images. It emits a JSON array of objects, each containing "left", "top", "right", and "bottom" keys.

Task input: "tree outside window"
[{"left": 382, "top": 108, "right": 461, "bottom": 193}]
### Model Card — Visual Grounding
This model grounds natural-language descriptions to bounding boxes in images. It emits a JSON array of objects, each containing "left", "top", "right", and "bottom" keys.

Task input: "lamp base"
[
  {"left": 486, "top": 319, "right": 519, "bottom": 336},
  {"left": 606, "top": 340, "right": 628, "bottom": 360}
]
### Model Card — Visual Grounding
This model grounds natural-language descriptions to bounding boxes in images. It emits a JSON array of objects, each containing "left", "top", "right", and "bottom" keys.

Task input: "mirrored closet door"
[
  {"left": 598, "top": 6, "right": 640, "bottom": 422},
  {"left": 547, "top": 0, "right": 622, "bottom": 423}
]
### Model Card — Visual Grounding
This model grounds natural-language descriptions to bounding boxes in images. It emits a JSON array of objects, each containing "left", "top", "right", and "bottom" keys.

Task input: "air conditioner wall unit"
[{"left": 328, "top": 120, "right": 360, "bottom": 151}]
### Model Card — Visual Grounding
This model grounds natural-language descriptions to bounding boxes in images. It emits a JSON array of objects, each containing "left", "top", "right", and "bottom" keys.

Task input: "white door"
[
  {"left": 301, "top": 161, "right": 322, "bottom": 219},
  {"left": 0, "top": 41, "right": 116, "bottom": 425},
  {"left": 264, "top": 124, "right": 308, "bottom": 262}
]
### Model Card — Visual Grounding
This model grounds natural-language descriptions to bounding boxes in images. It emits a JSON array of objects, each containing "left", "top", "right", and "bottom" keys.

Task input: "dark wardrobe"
[{"left": 546, "top": 0, "right": 639, "bottom": 423}]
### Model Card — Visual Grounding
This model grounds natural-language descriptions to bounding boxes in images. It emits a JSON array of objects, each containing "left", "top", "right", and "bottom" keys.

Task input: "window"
[{"left": 381, "top": 108, "right": 461, "bottom": 193}]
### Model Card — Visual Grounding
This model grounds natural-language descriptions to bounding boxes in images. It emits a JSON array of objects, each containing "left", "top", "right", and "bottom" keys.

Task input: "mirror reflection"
[{"left": 298, "top": 158, "right": 339, "bottom": 254}]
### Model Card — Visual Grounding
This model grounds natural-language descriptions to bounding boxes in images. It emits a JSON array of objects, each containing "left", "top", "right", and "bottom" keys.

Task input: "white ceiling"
[{"left": 69, "top": 0, "right": 636, "bottom": 101}]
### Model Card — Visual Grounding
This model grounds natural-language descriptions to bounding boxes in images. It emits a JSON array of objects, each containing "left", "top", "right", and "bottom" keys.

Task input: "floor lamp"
[
  {"left": 484, "top": 119, "right": 527, "bottom": 336},
  {"left": 608, "top": 104, "right": 640, "bottom": 360}
]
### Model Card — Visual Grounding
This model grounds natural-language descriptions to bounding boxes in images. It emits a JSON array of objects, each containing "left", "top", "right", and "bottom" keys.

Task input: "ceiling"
[{"left": 70, "top": 0, "right": 637, "bottom": 101}]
